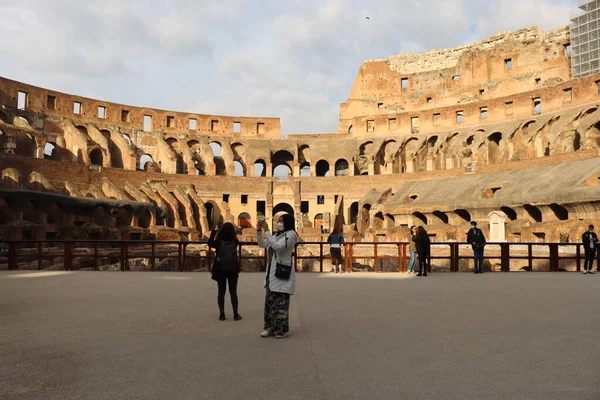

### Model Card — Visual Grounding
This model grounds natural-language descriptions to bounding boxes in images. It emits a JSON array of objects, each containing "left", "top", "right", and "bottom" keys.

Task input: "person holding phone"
[{"left": 257, "top": 215, "right": 298, "bottom": 339}]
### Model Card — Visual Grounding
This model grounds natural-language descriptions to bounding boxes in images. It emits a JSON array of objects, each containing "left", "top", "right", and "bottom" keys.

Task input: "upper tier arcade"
[
  {"left": 0, "top": 77, "right": 281, "bottom": 139},
  {"left": 339, "top": 26, "right": 579, "bottom": 136}
]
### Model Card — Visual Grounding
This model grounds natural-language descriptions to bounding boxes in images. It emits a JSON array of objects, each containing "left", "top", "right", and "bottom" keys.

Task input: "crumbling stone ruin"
[{"left": 1, "top": 25, "right": 599, "bottom": 249}]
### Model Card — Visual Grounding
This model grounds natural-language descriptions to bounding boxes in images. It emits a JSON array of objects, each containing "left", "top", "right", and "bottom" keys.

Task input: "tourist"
[
  {"left": 415, "top": 226, "right": 430, "bottom": 277},
  {"left": 327, "top": 226, "right": 345, "bottom": 273},
  {"left": 407, "top": 225, "right": 418, "bottom": 274},
  {"left": 582, "top": 224, "right": 598, "bottom": 274},
  {"left": 208, "top": 223, "right": 242, "bottom": 321},
  {"left": 257, "top": 214, "right": 298, "bottom": 339},
  {"left": 467, "top": 221, "right": 486, "bottom": 274}
]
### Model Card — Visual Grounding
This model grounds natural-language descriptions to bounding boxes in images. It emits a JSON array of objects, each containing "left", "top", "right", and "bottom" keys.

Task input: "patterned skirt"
[{"left": 264, "top": 289, "right": 291, "bottom": 334}]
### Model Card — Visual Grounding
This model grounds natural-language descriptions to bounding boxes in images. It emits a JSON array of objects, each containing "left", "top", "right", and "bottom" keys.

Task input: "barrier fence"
[{"left": 0, "top": 240, "right": 596, "bottom": 272}]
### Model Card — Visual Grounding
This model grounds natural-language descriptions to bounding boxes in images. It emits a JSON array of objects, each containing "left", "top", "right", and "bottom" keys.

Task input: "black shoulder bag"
[{"left": 274, "top": 232, "right": 293, "bottom": 280}]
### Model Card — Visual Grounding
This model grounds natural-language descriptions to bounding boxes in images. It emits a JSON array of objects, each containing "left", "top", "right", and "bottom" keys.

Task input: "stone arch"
[
  {"left": 204, "top": 201, "right": 223, "bottom": 230},
  {"left": 334, "top": 159, "right": 349, "bottom": 176},
  {"left": 348, "top": 125, "right": 353, "bottom": 134},
  {"left": 92, "top": 206, "right": 108, "bottom": 227},
  {"left": 432, "top": 211, "right": 449, "bottom": 224},
  {"left": 385, "top": 213, "right": 395, "bottom": 228},
  {"left": 298, "top": 145, "right": 310, "bottom": 165},
  {"left": 378, "top": 139, "right": 399, "bottom": 174},
  {"left": 89, "top": 148, "right": 103, "bottom": 166},
  {"left": 231, "top": 143, "right": 246, "bottom": 176},
  {"left": 23, "top": 200, "right": 38, "bottom": 223},
  {"left": 166, "top": 137, "right": 187, "bottom": 174},
  {"left": 271, "top": 150, "right": 294, "bottom": 178},
  {"left": 413, "top": 212, "right": 427, "bottom": 225},
  {"left": 122, "top": 134, "right": 132, "bottom": 146},
  {"left": 116, "top": 207, "right": 133, "bottom": 227},
  {"left": 524, "top": 204, "right": 542, "bottom": 223},
  {"left": 238, "top": 212, "right": 252, "bottom": 229},
  {"left": 46, "top": 203, "right": 62, "bottom": 225},
  {"left": 501, "top": 206, "right": 517, "bottom": 221},
  {"left": 315, "top": 160, "right": 330, "bottom": 177},
  {"left": 139, "top": 154, "right": 154, "bottom": 171},
  {"left": 487, "top": 132, "right": 503, "bottom": 164},
  {"left": 138, "top": 209, "right": 152, "bottom": 229},
  {"left": 549, "top": 203, "right": 569, "bottom": 221},
  {"left": 349, "top": 202, "right": 359, "bottom": 224},
  {"left": 300, "top": 162, "right": 310, "bottom": 177},
  {"left": 578, "top": 106, "right": 598, "bottom": 120},
  {"left": 14, "top": 132, "right": 36, "bottom": 157},
  {"left": 254, "top": 159, "right": 267, "bottom": 177},
  {"left": 210, "top": 142, "right": 226, "bottom": 175},
  {"left": 360, "top": 204, "right": 371, "bottom": 228},
  {"left": 273, "top": 202, "right": 294, "bottom": 230},
  {"left": 314, "top": 213, "right": 324, "bottom": 229},
  {"left": 373, "top": 212, "right": 385, "bottom": 229},
  {"left": 455, "top": 209, "right": 471, "bottom": 223},
  {"left": 234, "top": 161, "right": 245, "bottom": 176}
]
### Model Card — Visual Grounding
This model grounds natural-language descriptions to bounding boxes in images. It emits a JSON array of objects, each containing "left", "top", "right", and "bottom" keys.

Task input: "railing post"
[
  {"left": 397, "top": 244, "right": 402, "bottom": 272},
  {"left": 94, "top": 241, "right": 99, "bottom": 271},
  {"left": 501, "top": 243, "right": 510, "bottom": 272},
  {"left": 528, "top": 244, "right": 533, "bottom": 271},
  {"left": 120, "top": 241, "right": 126, "bottom": 271},
  {"left": 178, "top": 243, "right": 184, "bottom": 272},
  {"left": 576, "top": 244, "right": 581, "bottom": 272},
  {"left": 374, "top": 243, "right": 379, "bottom": 272},
  {"left": 181, "top": 243, "right": 188, "bottom": 272},
  {"left": 38, "top": 241, "right": 43, "bottom": 270},
  {"left": 549, "top": 243, "right": 559, "bottom": 272},
  {"left": 64, "top": 241, "right": 73, "bottom": 271},
  {"left": 8, "top": 242, "right": 17, "bottom": 270},
  {"left": 150, "top": 243, "right": 155, "bottom": 271},
  {"left": 453, "top": 243, "right": 460, "bottom": 272},
  {"left": 348, "top": 243, "right": 353, "bottom": 272},
  {"left": 319, "top": 243, "right": 323, "bottom": 273}
]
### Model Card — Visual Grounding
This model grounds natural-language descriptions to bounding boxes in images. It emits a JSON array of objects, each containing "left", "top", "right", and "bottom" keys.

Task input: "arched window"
[
  {"left": 234, "top": 161, "right": 245, "bottom": 176},
  {"left": 254, "top": 159, "right": 266, "bottom": 177},
  {"left": 44, "top": 143, "right": 56, "bottom": 160},
  {"left": 314, "top": 213, "right": 324, "bottom": 229},
  {"left": 89, "top": 149, "right": 103, "bottom": 166},
  {"left": 138, "top": 209, "right": 152, "bottom": 229},
  {"left": 140, "top": 154, "right": 154, "bottom": 171},
  {"left": 335, "top": 159, "right": 349, "bottom": 176},
  {"left": 238, "top": 212, "right": 252, "bottom": 229},
  {"left": 300, "top": 162, "right": 310, "bottom": 177},
  {"left": 315, "top": 160, "right": 330, "bottom": 177}
]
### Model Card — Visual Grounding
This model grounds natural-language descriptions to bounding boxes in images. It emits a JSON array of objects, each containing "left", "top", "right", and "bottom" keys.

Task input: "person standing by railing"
[
  {"left": 208, "top": 223, "right": 242, "bottom": 322},
  {"left": 415, "top": 226, "right": 430, "bottom": 277},
  {"left": 582, "top": 224, "right": 598, "bottom": 274},
  {"left": 407, "top": 225, "right": 418, "bottom": 274},
  {"left": 467, "top": 221, "right": 486, "bottom": 274},
  {"left": 257, "top": 214, "right": 298, "bottom": 339},
  {"left": 327, "top": 226, "right": 345, "bottom": 273}
]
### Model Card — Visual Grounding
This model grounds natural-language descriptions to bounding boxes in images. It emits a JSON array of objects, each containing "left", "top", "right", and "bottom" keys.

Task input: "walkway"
[{"left": 1, "top": 271, "right": 599, "bottom": 400}]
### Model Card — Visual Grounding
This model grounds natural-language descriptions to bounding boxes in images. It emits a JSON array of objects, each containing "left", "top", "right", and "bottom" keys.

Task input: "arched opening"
[
  {"left": 238, "top": 212, "right": 252, "bottom": 229},
  {"left": 92, "top": 207, "right": 108, "bottom": 227},
  {"left": 359, "top": 141, "right": 373, "bottom": 156},
  {"left": 433, "top": 211, "right": 449, "bottom": 224},
  {"left": 122, "top": 134, "right": 132, "bottom": 146},
  {"left": 385, "top": 213, "right": 395, "bottom": 228},
  {"left": 413, "top": 212, "right": 427, "bottom": 225},
  {"left": 23, "top": 200, "right": 39, "bottom": 223},
  {"left": 361, "top": 204, "right": 371, "bottom": 227},
  {"left": 14, "top": 133, "right": 36, "bottom": 157},
  {"left": 501, "top": 207, "right": 517, "bottom": 221},
  {"left": 44, "top": 143, "right": 56, "bottom": 160},
  {"left": 139, "top": 154, "right": 154, "bottom": 171},
  {"left": 0, "top": 199, "right": 13, "bottom": 225},
  {"left": 273, "top": 164, "right": 292, "bottom": 180},
  {"left": 254, "top": 159, "right": 266, "bottom": 177},
  {"left": 314, "top": 213, "right": 324, "bottom": 229},
  {"left": 348, "top": 125, "right": 353, "bottom": 134},
  {"left": 46, "top": 203, "right": 61, "bottom": 225},
  {"left": 335, "top": 159, "right": 349, "bottom": 176},
  {"left": 106, "top": 130, "right": 124, "bottom": 169},
  {"left": 204, "top": 201, "right": 223, "bottom": 230},
  {"left": 573, "top": 132, "right": 581, "bottom": 151},
  {"left": 209, "top": 142, "right": 222, "bottom": 157},
  {"left": 315, "top": 160, "right": 330, "bottom": 177},
  {"left": 350, "top": 202, "right": 359, "bottom": 225},
  {"left": 524, "top": 204, "right": 542, "bottom": 223},
  {"left": 300, "top": 162, "right": 310, "bottom": 177},
  {"left": 455, "top": 209, "right": 471, "bottom": 223},
  {"left": 272, "top": 150, "right": 294, "bottom": 178},
  {"left": 89, "top": 148, "right": 103, "bottom": 166},
  {"left": 273, "top": 202, "right": 294, "bottom": 231},
  {"left": 166, "top": 138, "right": 187, "bottom": 174},
  {"left": 373, "top": 212, "right": 385, "bottom": 229},
  {"left": 116, "top": 207, "right": 133, "bottom": 227},
  {"left": 210, "top": 142, "right": 226, "bottom": 175},
  {"left": 234, "top": 161, "right": 245, "bottom": 176},
  {"left": 549, "top": 203, "right": 569, "bottom": 221},
  {"left": 138, "top": 209, "right": 152, "bottom": 229},
  {"left": 487, "top": 132, "right": 502, "bottom": 164}
]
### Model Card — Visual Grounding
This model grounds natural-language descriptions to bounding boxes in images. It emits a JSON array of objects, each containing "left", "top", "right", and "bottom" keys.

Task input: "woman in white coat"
[{"left": 257, "top": 213, "right": 298, "bottom": 339}]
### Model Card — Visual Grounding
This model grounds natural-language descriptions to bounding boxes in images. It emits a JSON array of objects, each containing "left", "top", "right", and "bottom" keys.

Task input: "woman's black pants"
[{"left": 217, "top": 276, "right": 238, "bottom": 315}]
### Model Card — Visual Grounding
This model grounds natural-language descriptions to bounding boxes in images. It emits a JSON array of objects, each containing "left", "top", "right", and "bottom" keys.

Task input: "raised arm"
[
  {"left": 207, "top": 229, "right": 219, "bottom": 249},
  {"left": 265, "top": 231, "right": 298, "bottom": 252},
  {"left": 257, "top": 230, "right": 268, "bottom": 249}
]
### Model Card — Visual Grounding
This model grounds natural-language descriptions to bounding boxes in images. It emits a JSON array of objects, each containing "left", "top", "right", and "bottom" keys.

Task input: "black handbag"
[{"left": 275, "top": 262, "right": 292, "bottom": 280}]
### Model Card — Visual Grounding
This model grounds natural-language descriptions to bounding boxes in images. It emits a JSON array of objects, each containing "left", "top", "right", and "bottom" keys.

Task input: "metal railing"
[{"left": 0, "top": 240, "right": 595, "bottom": 272}]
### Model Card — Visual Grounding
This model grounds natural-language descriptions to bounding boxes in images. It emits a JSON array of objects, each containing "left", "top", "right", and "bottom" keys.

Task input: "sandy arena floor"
[{"left": 1, "top": 271, "right": 599, "bottom": 400}]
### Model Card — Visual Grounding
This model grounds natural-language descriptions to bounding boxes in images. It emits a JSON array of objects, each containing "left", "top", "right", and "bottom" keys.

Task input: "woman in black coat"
[
  {"left": 208, "top": 223, "right": 242, "bottom": 321},
  {"left": 414, "top": 226, "right": 431, "bottom": 277}
]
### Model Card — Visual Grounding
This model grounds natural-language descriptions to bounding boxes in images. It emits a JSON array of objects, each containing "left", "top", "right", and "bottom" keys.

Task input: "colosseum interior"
[{"left": 2, "top": 25, "right": 600, "bottom": 271}]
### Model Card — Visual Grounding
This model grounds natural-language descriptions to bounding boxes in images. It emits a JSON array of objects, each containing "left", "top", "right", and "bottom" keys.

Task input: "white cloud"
[{"left": 0, "top": 0, "right": 576, "bottom": 134}]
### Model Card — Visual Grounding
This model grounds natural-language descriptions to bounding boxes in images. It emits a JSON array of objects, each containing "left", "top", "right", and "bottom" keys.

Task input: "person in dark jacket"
[
  {"left": 467, "top": 221, "right": 486, "bottom": 274},
  {"left": 414, "top": 226, "right": 430, "bottom": 277},
  {"left": 327, "top": 226, "right": 345, "bottom": 273},
  {"left": 208, "top": 222, "right": 242, "bottom": 321},
  {"left": 582, "top": 224, "right": 598, "bottom": 274}
]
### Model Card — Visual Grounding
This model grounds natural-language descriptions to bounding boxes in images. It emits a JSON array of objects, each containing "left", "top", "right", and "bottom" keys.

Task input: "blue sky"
[{"left": 0, "top": 0, "right": 576, "bottom": 134}]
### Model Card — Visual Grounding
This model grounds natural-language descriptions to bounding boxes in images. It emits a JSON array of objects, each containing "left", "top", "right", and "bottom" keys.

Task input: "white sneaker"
[
  {"left": 261, "top": 330, "right": 273, "bottom": 338},
  {"left": 583, "top": 270, "right": 588, "bottom": 274}
]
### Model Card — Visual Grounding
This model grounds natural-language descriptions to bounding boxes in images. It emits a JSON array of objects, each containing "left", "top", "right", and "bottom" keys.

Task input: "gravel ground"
[{"left": 1, "top": 271, "right": 599, "bottom": 400}]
